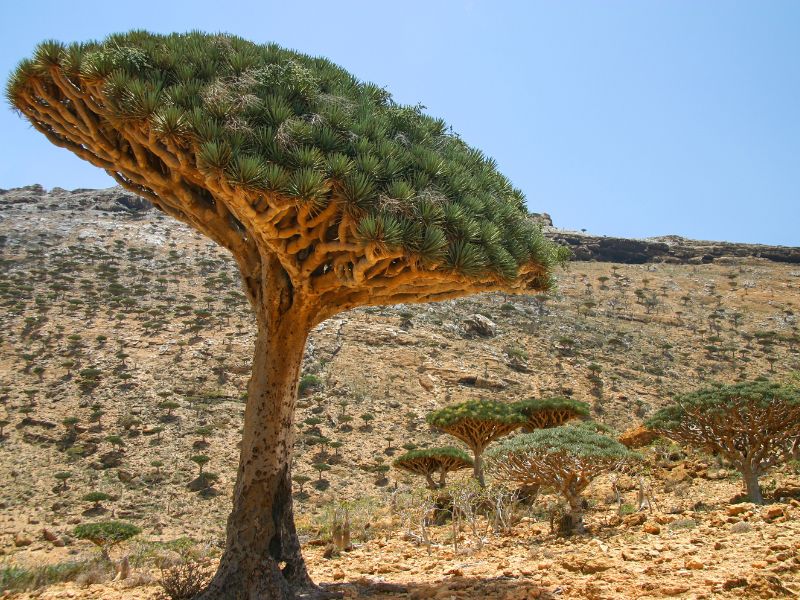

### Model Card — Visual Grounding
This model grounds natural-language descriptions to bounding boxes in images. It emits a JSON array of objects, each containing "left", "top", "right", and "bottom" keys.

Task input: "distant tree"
[
  {"left": 73, "top": 521, "right": 141, "bottom": 560},
  {"left": 82, "top": 491, "right": 112, "bottom": 511},
  {"left": 513, "top": 397, "right": 588, "bottom": 431},
  {"left": 54, "top": 471, "right": 72, "bottom": 491},
  {"left": 191, "top": 454, "right": 210, "bottom": 476},
  {"left": 488, "top": 424, "right": 639, "bottom": 534},
  {"left": 372, "top": 463, "right": 391, "bottom": 484},
  {"left": 105, "top": 434, "right": 125, "bottom": 451},
  {"left": 393, "top": 446, "right": 473, "bottom": 489},
  {"left": 8, "top": 31, "right": 565, "bottom": 597},
  {"left": 312, "top": 462, "right": 331, "bottom": 481},
  {"left": 329, "top": 441, "right": 344, "bottom": 456},
  {"left": 158, "top": 401, "right": 180, "bottom": 418},
  {"left": 150, "top": 426, "right": 165, "bottom": 443},
  {"left": 360, "top": 412, "right": 375, "bottom": 428},
  {"left": 62, "top": 416, "right": 80, "bottom": 434},
  {"left": 195, "top": 425, "right": 214, "bottom": 445},
  {"left": 427, "top": 400, "right": 525, "bottom": 485},
  {"left": 647, "top": 381, "right": 800, "bottom": 504},
  {"left": 292, "top": 475, "right": 311, "bottom": 495}
]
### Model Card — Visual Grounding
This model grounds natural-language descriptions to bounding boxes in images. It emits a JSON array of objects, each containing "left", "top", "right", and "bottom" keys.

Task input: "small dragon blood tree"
[
  {"left": 487, "top": 423, "right": 640, "bottom": 534},
  {"left": 513, "top": 396, "right": 589, "bottom": 431},
  {"left": 7, "top": 31, "right": 566, "bottom": 599},
  {"left": 427, "top": 399, "right": 526, "bottom": 486},
  {"left": 73, "top": 521, "right": 141, "bottom": 561},
  {"left": 393, "top": 446, "right": 473, "bottom": 489},
  {"left": 647, "top": 381, "right": 800, "bottom": 504}
]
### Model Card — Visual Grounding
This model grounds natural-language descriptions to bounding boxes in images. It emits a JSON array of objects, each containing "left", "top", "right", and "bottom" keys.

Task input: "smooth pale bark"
[
  {"left": 566, "top": 493, "right": 586, "bottom": 535},
  {"left": 741, "top": 466, "right": 765, "bottom": 505},
  {"left": 473, "top": 450, "right": 486, "bottom": 487},
  {"left": 198, "top": 298, "right": 315, "bottom": 599}
]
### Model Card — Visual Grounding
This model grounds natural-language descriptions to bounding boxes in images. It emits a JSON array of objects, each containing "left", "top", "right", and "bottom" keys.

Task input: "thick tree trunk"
[
  {"left": 742, "top": 466, "right": 764, "bottom": 505},
  {"left": 198, "top": 301, "right": 315, "bottom": 599},
  {"left": 473, "top": 449, "right": 486, "bottom": 487},
  {"left": 425, "top": 472, "right": 438, "bottom": 490},
  {"left": 566, "top": 492, "right": 586, "bottom": 535}
]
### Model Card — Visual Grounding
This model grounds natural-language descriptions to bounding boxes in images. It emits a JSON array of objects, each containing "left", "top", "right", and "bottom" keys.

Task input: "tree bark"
[
  {"left": 473, "top": 449, "right": 486, "bottom": 487},
  {"left": 198, "top": 297, "right": 315, "bottom": 599},
  {"left": 566, "top": 491, "right": 586, "bottom": 535},
  {"left": 742, "top": 466, "right": 764, "bottom": 505}
]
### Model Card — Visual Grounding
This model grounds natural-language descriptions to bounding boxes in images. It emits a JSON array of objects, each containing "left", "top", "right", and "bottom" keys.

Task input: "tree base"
[{"left": 196, "top": 563, "right": 342, "bottom": 600}]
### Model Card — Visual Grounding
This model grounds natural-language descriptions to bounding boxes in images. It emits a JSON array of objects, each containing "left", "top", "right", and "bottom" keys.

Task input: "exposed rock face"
[
  {"left": 0, "top": 185, "right": 152, "bottom": 214},
  {"left": 548, "top": 231, "right": 800, "bottom": 265}
]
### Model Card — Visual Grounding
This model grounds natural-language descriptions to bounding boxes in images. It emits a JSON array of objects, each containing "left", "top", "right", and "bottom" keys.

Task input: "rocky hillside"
[{"left": 1, "top": 186, "right": 799, "bottom": 599}]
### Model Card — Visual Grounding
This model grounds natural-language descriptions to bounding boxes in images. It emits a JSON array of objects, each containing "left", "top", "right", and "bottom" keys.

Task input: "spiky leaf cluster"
[
  {"left": 646, "top": 381, "right": 800, "bottom": 472},
  {"left": 646, "top": 381, "right": 800, "bottom": 432},
  {"left": 73, "top": 521, "right": 141, "bottom": 547},
  {"left": 489, "top": 423, "right": 638, "bottom": 461},
  {"left": 427, "top": 399, "right": 526, "bottom": 429},
  {"left": 486, "top": 423, "right": 641, "bottom": 488},
  {"left": 7, "top": 31, "right": 568, "bottom": 284},
  {"left": 512, "top": 396, "right": 589, "bottom": 429}
]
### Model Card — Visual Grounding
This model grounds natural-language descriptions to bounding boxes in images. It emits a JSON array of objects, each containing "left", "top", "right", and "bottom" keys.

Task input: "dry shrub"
[{"left": 158, "top": 559, "right": 212, "bottom": 600}]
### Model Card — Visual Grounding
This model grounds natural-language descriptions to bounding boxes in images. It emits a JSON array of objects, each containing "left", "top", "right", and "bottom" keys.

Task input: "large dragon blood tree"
[
  {"left": 647, "top": 381, "right": 800, "bottom": 504},
  {"left": 487, "top": 423, "right": 641, "bottom": 534},
  {"left": 7, "top": 31, "right": 567, "bottom": 599}
]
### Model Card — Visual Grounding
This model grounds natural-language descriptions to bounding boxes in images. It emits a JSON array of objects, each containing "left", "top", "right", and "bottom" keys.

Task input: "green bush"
[{"left": 299, "top": 374, "right": 322, "bottom": 394}]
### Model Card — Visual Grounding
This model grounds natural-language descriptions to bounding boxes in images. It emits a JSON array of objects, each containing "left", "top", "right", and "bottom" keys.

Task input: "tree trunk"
[
  {"left": 198, "top": 300, "right": 315, "bottom": 599},
  {"left": 566, "top": 493, "right": 586, "bottom": 535},
  {"left": 425, "top": 472, "right": 437, "bottom": 490},
  {"left": 473, "top": 449, "right": 486, "bottom": 487},
  {"left": 742, "top": 466, "right": 764, "bottom": 504}
]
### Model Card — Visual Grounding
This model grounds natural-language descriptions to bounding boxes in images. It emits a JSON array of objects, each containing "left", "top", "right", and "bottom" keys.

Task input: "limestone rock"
[{"left": 462, "top": 314, "right": 497, "bottom": 337}]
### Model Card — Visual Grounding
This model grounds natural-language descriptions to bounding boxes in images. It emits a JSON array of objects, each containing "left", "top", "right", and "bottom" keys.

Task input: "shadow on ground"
[{"left": 321, "top": 576, "right": 553, "bottom": 599}]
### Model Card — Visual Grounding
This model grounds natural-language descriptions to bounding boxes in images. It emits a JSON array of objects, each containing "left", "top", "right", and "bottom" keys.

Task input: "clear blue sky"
[{"left": 1, "top": 1, "right": 798, "bottom": 246}]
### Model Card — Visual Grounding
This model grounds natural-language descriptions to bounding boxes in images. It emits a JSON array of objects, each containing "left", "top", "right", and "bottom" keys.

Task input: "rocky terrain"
[{"left": 1, "top": 186, "right": 799, "bottom": 599}]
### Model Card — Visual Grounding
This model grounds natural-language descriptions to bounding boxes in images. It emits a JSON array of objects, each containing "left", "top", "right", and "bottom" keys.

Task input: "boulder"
[{"left": 462, "top": 314, "right": 497, "bottom": 337}]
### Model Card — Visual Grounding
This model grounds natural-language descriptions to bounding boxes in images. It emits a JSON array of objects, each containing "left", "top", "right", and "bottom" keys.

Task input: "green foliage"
[
  {"left": 513, "top": 396, "right": 589, "bottom": 423},
  {"left": 646, "top": 380, "right": 800, "bottom": 432},
  {"left": 8, "top": 31, "right": 567, "bottom": 283},
  {"left": 73, "top": 521, "right": 141, "bottom": 547},
  {"left": 298, "top": 374, "right": 322, "bottom": 394},
  {"left": 427, "top": 399, "right": 525, "bottom": 429},
  {"left": 487, "top": 423, "right": 640, "bottom": 463},
  {"left": 82, "top": 491, "right": 112, "bottom": 505},
  {"left": 190, "top": 455, "right": 210, "bottom": 473}
]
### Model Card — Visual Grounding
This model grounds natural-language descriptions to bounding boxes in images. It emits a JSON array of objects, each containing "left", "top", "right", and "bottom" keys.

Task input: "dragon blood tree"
[
  {"left": 393, "top": 446, "right": 473, "bottom": 489},
  {"left": 513, "top": 396, "right": 589, "bottom": 431},
  {"left": 487, "top": 423, "right": 640, "bottom": 534},
  {"left": 7, "top": 32, "right": 566, "bottom": 599},
  {"left": 647, "top": 381, "right": 800, "bottom": 504},
  {"left": 427, "top": 399, "right": 526, "bottom": 486}
]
